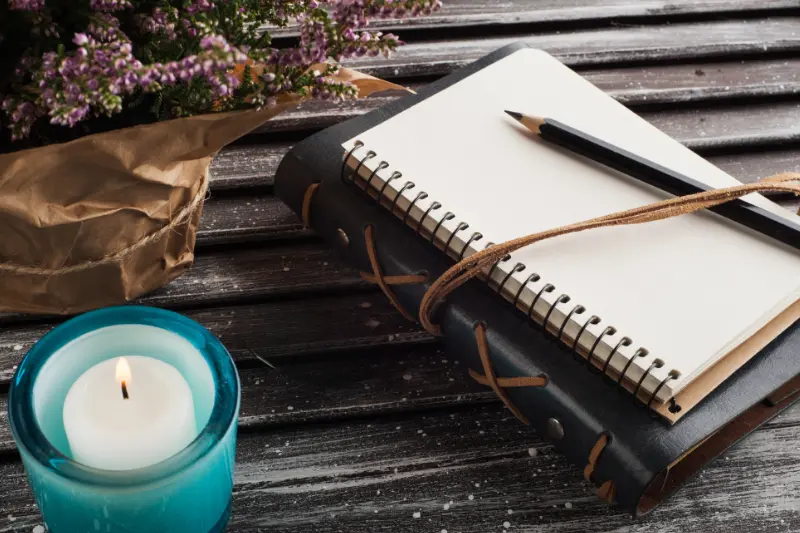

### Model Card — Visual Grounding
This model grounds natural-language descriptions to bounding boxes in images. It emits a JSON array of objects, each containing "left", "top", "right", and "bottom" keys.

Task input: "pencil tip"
[{"left": 504, "top": 110, "right": 523, "bottom": 121}]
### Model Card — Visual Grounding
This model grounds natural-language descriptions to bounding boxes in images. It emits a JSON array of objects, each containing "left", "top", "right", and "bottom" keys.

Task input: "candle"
[
  {"left": 63, "top": 355, "right": 198, "bottom": 471},
  {"left": 11, "top": 306, "right": 239, "bottom": 532}
]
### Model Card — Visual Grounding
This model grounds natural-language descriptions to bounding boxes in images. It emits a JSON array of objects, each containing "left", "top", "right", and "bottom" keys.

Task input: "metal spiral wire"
[{"left": 342, "top": 142, "right": 676, "bottom": 410}]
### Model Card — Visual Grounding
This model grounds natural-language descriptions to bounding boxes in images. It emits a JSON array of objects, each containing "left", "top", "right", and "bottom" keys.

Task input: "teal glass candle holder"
[{"left": 8, "top": 306, "right": 240, "bottom": 533}]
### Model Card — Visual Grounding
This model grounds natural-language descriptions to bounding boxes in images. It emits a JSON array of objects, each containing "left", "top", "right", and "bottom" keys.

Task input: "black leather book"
[{"left": 274, "top": 43, "right": 800, "bottom": 515}]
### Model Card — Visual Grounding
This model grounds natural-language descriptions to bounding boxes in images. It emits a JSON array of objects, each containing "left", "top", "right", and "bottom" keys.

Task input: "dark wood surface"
[{"left": 2, "top": 3, "right": 800, "bottom": 532}]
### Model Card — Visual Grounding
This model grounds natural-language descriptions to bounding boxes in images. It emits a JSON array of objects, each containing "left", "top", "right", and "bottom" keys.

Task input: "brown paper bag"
[{"left": 0, "top": 68, "right": 404, "bottom": 314}]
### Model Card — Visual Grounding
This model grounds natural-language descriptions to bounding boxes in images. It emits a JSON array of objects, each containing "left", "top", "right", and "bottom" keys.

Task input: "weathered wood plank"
[
  {"left": 344, "top": 19, "right": 800, "bottom": 79},
  {"left": 265, "top": 0, "right": 800, "bottom": 37},
  {"left": 197, "top": 192, "right": 307, "bottom": 246},
  {"left": 0, "top": 291, "right": 432, "bottom": 384},
  {"left": 210, "top": 142, "right": 294, "bottom": 191},
  {"left": 653, "top": 102, "right": 800, "bottom": 150},
  {"left": 137, "top": 242, "right": 365, "bottom": 309},
  {"left": 0, "top": 343, "right": 486, "bottom": 453},
  {"left": 588, "top": 59, "right": 800, "bottom": 105},
  {"left": 709, "top": 149, "right": 800, "bottom": 184},
  {"left": 2, "top": 403, "right": 800, "bottom": 532}
]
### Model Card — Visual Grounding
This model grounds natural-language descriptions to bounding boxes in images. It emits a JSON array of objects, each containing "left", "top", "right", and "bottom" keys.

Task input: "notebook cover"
[{"left": 274, "top": 43, "right": 800, "bottom": 515}]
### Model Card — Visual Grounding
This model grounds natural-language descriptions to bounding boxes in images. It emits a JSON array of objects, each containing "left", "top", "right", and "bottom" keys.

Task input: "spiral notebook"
[{"left": 341, "top": 48, "right": 800, "bottom": 413}]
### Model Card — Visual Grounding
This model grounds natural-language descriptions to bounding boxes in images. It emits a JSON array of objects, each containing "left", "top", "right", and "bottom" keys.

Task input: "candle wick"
[{"left": 121, "top": 381, "right": 129, "bottom": 400}]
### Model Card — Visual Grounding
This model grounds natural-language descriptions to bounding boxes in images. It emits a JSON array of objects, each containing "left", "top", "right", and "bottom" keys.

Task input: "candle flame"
[{"left": 116, "top": 357, "right": 132, "bottom": 384}]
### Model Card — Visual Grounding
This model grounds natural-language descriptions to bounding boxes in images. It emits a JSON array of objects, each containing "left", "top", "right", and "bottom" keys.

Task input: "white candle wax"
[{"left": 63, "top": 355, "right": 198, "bottom": 470}]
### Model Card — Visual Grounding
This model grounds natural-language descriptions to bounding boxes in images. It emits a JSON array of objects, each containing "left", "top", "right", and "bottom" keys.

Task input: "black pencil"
[{"left": 504, "top": 110, "right": 800, "bottom": 251}]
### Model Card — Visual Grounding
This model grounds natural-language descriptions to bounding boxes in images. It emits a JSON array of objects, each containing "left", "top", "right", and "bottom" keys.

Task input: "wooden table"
[{"left": 2, "top": 2, "right": 800, "bottom": 531}]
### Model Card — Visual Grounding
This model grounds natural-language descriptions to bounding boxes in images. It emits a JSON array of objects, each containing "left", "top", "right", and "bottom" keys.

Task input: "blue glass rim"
[{"left": 8, "top": 305, "right": 240, "bottom": 488}]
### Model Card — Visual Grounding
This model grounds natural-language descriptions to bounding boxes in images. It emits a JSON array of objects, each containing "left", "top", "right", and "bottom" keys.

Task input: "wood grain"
[
  {"left": 2, "top": 403, "right": 800, "bottom": 532},
  {"left": 197, "top": 193, "right": 308, "bottom": 246},
  {"left": 210, "top": 141, "right": 294, "bottom": 191},
  {"left": 123, "top": 242, "right": 366, "bottom": 310},
  {"left": 265, "top": 0, "right": 800, "bottom": 37},
  {"left": 0, "top": 291, "right": 433, "bottom": 385},
  {"left": 0, "top": 343, "right": 487, "bottom": 454},
  {"left": 344, "top": 19, "right": 800, "bottom": 78},
  {"left": 587, "top": 59, "right": 800, "bottom": 105}
]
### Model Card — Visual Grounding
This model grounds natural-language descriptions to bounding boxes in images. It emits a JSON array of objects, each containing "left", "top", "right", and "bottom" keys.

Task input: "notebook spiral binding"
[{"left": 342, "top": 141, "right": 682, "bottom": 414}]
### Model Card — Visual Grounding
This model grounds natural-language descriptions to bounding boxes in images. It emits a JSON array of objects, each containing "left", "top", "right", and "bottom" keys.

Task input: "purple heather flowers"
[{"left": 2, "top": 0, "right": 442, "bottom": 142}]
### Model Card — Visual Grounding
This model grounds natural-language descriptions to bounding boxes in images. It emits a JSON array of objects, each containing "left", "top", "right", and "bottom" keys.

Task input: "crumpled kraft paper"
[{"left": 0, "top": 67, "right": 404, "bottom": 315}]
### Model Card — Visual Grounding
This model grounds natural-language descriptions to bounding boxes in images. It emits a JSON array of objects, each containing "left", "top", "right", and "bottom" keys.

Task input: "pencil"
[{"left": 504, "top": 110, "right": 800, "bottom": 251}]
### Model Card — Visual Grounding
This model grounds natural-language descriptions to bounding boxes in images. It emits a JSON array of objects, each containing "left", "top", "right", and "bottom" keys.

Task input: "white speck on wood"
[
  {"left": 528, "top": 448, "right": 538, "bottom": 457},
  {"left": 503, "top": 521, "right": 511, "bottom": 528},
  {"left": 403, "top": 373, "right": 413, "bottom": 381},
  {"left": 33, "top": 527, "right": 46, "bottom": 533},
  {"left": 412, "top": 512, "right": 421, "bottom": 519},
  {"left": 468, "top": 495, "right": 474, "bottom": 501},
  {"left": 565, "top": 502, "right": 573, "bottom": 509},
  {"left": 13, "top": 344, "right": 22, "bottom": 351}
]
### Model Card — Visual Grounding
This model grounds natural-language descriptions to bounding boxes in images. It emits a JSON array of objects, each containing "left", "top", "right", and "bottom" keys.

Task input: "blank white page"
[{"left": 343, "top": 48, "right": 800, "bottom": 402}]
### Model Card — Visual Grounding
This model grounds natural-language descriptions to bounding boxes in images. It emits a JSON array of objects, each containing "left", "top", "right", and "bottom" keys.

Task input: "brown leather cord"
[
  {"left": 469, "top": 322, "right": 547, "bottom": 425},
  {"left": 301, "top": 183, "right": 427, "bottom": 321},
  {"left": 301, "top": 182, "right": 321, "bottom": 228},
  {"left": 364, "top": 224, "right": 427, "bottom": 321},
  {"left": 584, "top": 433, "right": 617, "bottom": 503},
  {"left": 418, "top": 173, "right": 800, "bottom": 335},
  {"left": 360, "top": 272, "right": 428, "bottom": 285}
]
